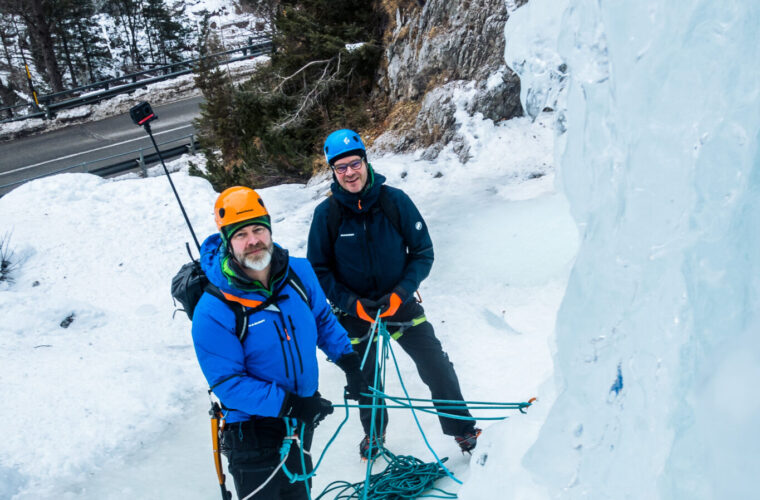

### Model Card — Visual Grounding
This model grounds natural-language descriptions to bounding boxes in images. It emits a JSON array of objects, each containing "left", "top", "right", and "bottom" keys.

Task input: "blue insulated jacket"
[
  {"left": 307, "top": 171, "right": 434, "bottom": 313},
  {"left": 191, "top": 234, "right": 354, "bottom": 423}
]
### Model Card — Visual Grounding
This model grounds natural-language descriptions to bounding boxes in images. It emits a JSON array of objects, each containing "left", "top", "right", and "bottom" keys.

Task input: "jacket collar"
[{"left": 330, "top": 165, "right": 386, "bottom": 214}]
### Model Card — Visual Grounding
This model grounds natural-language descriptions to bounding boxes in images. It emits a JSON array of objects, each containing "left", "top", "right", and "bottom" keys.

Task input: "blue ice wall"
[{"left": 506, "top": 1, "right": 760, "bottom": 498}]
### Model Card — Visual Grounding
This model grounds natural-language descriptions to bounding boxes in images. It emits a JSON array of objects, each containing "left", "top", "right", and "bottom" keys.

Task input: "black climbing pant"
[{"left": 222, "top": 417, "right": 313, "bottom": 500}]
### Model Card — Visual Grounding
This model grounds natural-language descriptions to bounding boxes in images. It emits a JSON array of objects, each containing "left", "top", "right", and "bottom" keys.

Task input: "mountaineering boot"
[
  {"left": 359, "top": 433, "right": 385, "bottom": 460},
  {"left": 455, "top": 427, "right": 482, "bottom": 454}
]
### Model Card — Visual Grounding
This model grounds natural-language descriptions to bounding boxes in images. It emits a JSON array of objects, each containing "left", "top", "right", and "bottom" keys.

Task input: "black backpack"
[
  {"left": 171, "top": 259, "right": 310, "bottom": 343},
  {"left": 326, "top": 185, "right": 403, "bottom": 243}
]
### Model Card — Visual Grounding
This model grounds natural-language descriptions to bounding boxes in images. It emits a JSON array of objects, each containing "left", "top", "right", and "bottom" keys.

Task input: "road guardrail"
[
  {"left": 0, "top": 134, "right": 201, "bottom": 197},
  {"left": 1, "top": 36, "right": 272, "bottom": 123}
]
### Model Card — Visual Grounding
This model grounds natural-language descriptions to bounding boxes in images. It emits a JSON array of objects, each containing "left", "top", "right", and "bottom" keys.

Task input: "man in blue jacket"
[
  {"left": 192, "top": 186, "right": 367, "bottom": 499},
  {"left": 307, "top": 129, "right": 480, "bottom": 459}
]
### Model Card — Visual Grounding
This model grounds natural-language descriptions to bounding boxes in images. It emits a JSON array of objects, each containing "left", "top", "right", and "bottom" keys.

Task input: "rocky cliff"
[{"left": 371, "top": 0, "right": 527, "bottom": 161}]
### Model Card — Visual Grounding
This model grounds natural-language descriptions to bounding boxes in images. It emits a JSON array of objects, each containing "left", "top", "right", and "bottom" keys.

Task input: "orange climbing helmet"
[{"left": 214, "top": 186, "right": 271, "bottom": 242}]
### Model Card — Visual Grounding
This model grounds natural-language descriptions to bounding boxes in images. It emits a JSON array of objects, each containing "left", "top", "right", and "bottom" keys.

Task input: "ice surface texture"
[{"left": 507, "top": 1, "right": 760, "bottom": 498}]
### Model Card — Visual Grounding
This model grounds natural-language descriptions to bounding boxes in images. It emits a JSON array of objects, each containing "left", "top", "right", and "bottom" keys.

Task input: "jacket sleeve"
[
  {"left": 294, "top": 259, "right": 354, "bottom": 362},
  {"left": 394, "top": 189, "right": 434, "bottom": 296},
  {"left": 307, "top": 199, "right": 359, "bottom": 312},
  {"left": 191, "top": 294, "right": 287, "bottom": 417}
]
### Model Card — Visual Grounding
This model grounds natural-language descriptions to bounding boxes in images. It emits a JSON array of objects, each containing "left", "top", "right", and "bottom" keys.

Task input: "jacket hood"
[
  {"left": 199, "top": 233, "right": 290, "bottom": 299},
  {"left": 330, "top": 165, "right": 386, "bottom": 214}
]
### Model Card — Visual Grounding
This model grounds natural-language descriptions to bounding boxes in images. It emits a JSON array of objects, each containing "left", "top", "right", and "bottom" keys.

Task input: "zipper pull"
[
  {"left": 284, "top": 324, "right": 291, "bottom": 341},
  {"left": 358, "top": 199, "right": 362, "bottom": 210}
]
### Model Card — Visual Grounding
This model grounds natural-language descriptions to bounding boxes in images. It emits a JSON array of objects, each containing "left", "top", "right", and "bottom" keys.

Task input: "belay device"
[{"left": 129, "top": 102, "right": 232, "bottom": 499}]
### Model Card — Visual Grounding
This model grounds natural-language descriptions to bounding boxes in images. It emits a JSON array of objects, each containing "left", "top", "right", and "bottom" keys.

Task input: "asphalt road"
[{"left": 0, "top": 96, "right": 204, "bottom": 196}]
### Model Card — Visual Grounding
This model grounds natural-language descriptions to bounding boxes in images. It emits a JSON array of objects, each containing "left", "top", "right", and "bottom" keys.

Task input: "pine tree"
[
  {"left": 0, "top": 17, "right": 16, "bottom": 72},
  {"left": 73, "top": 6, "right": 113, "bottom": 84},
  {"left": 193, "top": 13, "right": 242, "bottom": 187},
  {"left": 142, "top": 0, "right": 192, "bottom": 65},
  {"left": 195, "top": 0, "right": 386, "bottom": 190},
  {"left": 0, "top": 16, "right": 20, "bottom": 100},
  {"left": 0, "top": 0, "right": 65, "bottom": 92},
  {"left": 51, "top": 0, "right": 111, "bottom": 86},
  {"left": 0, "top": 76, "right": 18, "bottom": 113},
  {"left": 103, "top": 0, "right": 144, "bottom": 71}
]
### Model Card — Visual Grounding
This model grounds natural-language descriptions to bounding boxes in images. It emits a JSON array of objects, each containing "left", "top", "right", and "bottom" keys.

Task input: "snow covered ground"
[{"left": 0, "top": 110, "right": 579, "bottom": 499}]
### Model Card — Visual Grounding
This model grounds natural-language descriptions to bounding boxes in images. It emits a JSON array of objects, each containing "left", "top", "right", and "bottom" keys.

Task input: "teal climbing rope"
[
  {"left": 272, "top": 314, "right": 535, "bottom": 500},
  {"left": 313, "top": 449, "right": 456, "bottom": 500}
]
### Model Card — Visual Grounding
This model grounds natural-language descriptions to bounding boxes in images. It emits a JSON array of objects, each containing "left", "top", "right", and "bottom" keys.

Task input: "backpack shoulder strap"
[
  {"left": 203, "top": 283, "right": 249, "bottom": 342},
  {"left": 287, "top": 266, "right": 311, "bottom": 308},
  {"left": 378, "top": 185, "right": 403, "bottom": 237},
  {"left": 204, "top": 269, "right": 312, "bottom": 344},
  {"left": 327, "top": 195, "right": 342, "bottom": 244}
]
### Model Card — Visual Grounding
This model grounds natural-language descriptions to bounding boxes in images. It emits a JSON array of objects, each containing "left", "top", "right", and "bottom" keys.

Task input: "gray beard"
[{"left": 241, "top": 247, "right": 273, "bottom": 271}]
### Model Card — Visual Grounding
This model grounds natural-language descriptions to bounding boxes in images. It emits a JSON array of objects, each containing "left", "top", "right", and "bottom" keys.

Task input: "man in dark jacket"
[
  {"left": 192, "top": 186, "right": 368, "bottom": 499},
  {"left": 307, "top": 129, "right": 480, "bottom": 459}
]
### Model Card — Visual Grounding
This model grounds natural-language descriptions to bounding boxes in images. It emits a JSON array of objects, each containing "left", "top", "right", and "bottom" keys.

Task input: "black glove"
[
  {"left": 376, "top": 286, "right": 408, "bottom": 318},
  {"left": 336, "top": 352, "right": 369, "bottom": 400},
  {"left": 280, "top": 392, "right": 334, "bottom": 428},
  {"left": 355, "top": 297, "right": 382, "bottom": 320}
]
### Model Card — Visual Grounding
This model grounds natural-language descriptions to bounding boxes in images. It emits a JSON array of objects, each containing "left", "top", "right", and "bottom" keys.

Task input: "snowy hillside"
[
  {"left": 1, "top": 0, "right": 268, "bottom": 140},
  {"left": 0, "top": 111, "right": 578, "bottom": 498}
]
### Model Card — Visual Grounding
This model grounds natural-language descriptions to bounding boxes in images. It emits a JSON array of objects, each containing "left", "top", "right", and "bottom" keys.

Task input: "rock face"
[{"left": 372, "top": 0, "right": 526, "bottom": 161}]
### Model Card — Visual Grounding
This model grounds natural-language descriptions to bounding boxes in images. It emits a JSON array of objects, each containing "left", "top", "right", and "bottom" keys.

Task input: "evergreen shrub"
[{"left": 194, "top": 0, "right": 386, "bottom": 190}]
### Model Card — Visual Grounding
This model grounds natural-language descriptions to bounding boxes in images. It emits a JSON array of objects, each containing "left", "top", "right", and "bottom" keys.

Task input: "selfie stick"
[{"left": 129, "top": 101, "right": 201, "bottom": 251}]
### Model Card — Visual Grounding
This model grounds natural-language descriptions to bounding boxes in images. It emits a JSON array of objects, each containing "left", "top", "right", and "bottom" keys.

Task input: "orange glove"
[
  {"left": 355, "top": 297, "right": 382, "bottom": 322},
  {"left": 355, "top": 287, "right": 407, "bottom": 322}
]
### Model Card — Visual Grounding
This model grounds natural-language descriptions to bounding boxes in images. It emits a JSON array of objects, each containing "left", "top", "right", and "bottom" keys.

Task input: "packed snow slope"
[{"left": 0, "top": 112, "right": 578, "bottom": 499}]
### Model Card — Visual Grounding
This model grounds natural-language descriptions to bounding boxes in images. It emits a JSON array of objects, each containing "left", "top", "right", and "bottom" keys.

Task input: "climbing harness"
[
  {"left": 348, "top": 316, "right": 427, "bottom": 345},
  {"left": 239, "top": 425, "right": 303, "bottom": 500}
]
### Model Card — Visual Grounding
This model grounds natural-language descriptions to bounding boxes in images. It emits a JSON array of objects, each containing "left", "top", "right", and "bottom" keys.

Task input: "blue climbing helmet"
[{"left": 323, "top": 129, "right": 366, "bottom": 165}]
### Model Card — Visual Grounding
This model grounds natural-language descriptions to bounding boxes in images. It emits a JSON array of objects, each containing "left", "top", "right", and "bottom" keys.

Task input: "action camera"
[{"left": 130, "top": 101, "right": 157, "bottom": 126}]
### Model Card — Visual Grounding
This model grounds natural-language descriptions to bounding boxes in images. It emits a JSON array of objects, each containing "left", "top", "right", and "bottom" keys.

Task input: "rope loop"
[{"left": 256, "top": 315, "right": 536, "bottom": 499}]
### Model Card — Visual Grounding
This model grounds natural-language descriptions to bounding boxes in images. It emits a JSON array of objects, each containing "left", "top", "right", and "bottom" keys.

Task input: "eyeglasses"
[{"left": 332, "top": 159, "right": 364, "bottom": 175}]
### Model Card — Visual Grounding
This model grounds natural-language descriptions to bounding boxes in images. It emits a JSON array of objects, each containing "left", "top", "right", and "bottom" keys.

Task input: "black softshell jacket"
[{"left": 307, "top": 171, "right": 434, "bottom": 314}]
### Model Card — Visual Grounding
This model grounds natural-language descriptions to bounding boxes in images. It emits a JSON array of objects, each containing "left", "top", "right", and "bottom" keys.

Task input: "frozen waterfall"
[{"left": 503, "top": 0, "right": 760, "bottom": 498}]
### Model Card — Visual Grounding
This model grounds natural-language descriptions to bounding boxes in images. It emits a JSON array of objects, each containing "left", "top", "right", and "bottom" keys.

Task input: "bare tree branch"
[
  {"left": 272, "top": 56, "right": 334, "bottom": 94},
  {"left": 275, "top": 53, "right": 342, "bottom": 129}
]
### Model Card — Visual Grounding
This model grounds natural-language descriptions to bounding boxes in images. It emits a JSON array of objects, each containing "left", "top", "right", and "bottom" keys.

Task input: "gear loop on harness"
[{"left": 349, "top": 315, "right": 427, "bottom": 345}]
